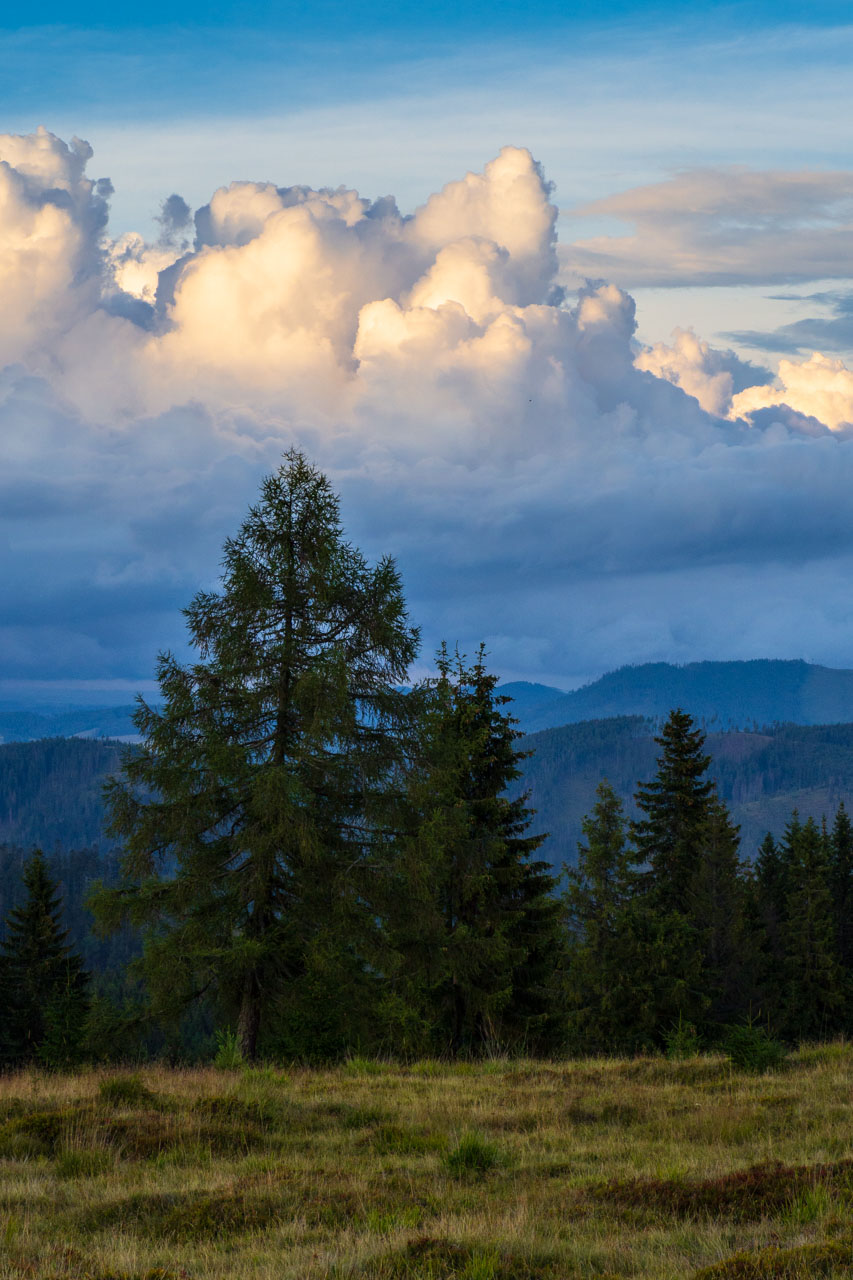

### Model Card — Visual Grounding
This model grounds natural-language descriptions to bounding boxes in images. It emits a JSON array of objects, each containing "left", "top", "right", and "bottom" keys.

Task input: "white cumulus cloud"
[{"left": 3, "top": 128, "right": 853, "bottom": 688}]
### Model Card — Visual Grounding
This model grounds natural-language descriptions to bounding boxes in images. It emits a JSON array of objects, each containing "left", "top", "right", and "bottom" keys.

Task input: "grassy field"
[{"left": 0, "top": 1047, "right": 852, "bottom": 1279}]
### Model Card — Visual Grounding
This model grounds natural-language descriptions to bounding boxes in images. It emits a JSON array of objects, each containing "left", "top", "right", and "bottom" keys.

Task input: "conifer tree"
[
  {"left": 387, "top": 645, "right": 561, "bottom": 1056},
  {"left": 689, "top": 799, "right": 753, "bottom": 1027},
  {"left": 564, "top": 781, "right": 652, "bottom": 1052},
  {"left": 632, "top": 709, "right": 715, "bottom": 911},
  {"left": 830, "top": 802, "right": 853, "bottom": 979},
  {"left": 782, "top": 816, "right": 844, "bottom": 1041},
  {"left": 95, "top": 450, "right": 419, "bottom": 1061},
  {"left": 629, "top": 709, "right": 720, "bottom": 1034},
  {"left": 745, "top": 831, "right": 783, "bottom": 1023},
  {"left": 0, "top": 851, "right": 89, "bottom": 1065}
]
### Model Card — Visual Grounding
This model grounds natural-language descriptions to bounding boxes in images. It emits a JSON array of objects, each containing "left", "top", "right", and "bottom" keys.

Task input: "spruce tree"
[
  {"left": 746, "top": 831, "right": 784, "bottom": 1024},
  {"left": 387, "top": 645, "right": 562, "bottom": 1057},
  {"left": 629, "top": 709, "right": 719, "bottom": 1035},
  {"left": 0, "top": 851, "right": 89, "bottom": 1065},
  {"left": 689, "top": 799, "right": 753, "bottom": 1027},
  {"left": 632, "top": 708, "right": 715, "bottom": 911},
  {"left": 95, "top": 450, "right": 419, "bottom": 1061},
  {"left": 564, "top": 781, "right": 652, "bottom": 1052},
  {"left": 830, "top": 802, "right": 853, "bottom": 978},
  {"left": 782, "top": 816, "right": 844, "bottom": 1041}
]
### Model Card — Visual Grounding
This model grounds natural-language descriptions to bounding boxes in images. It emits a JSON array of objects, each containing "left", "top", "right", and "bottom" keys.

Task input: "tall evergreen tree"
[
  {"left": 629, "top": 709, "right": 720, "bottom": 1034},
  {"left": 0, "top": 851, "right": 89, "bottom": 1065},
  {"left": 632, "top": 709, "right": 715, "bottom": 911},
  {"left": 782, "top": 816, "right": 844, "bottom": 1041},
  {"left": 830, "top": 802, "right": 853, "bottom": 979},
  {"left": 564, "top": 781, "right": 652, "bottom": 1052},
  {"left": 689, "top": 799, "right": 753, "bottom": 1027},
  {"left": 94, "top": 450, "right": 419, "bottom": 1061},
  {"left": 386, "top": 645, "right": 562, "bottom": 1057}
]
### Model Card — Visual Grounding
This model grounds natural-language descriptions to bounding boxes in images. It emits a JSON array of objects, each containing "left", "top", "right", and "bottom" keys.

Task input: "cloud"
[
  {"left": 635, "top": 329, "right": 771, "bottom": 417},
  {"left": 732, "top": 352, "right": 853, "bottom": 431},
  {"left": 5, "top": 130, "right": 853, "bottom": 689},
  {"left": 564, "top": 168, "right": 853, "bottom": 288},
  {"left": 725, "top": 289, "right": 853, "bottom": 356}
]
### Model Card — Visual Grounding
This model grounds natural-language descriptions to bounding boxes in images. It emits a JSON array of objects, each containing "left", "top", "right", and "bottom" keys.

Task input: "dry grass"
[{"left": 0, "top": 1045, "right": 850, "bottom": 1278}]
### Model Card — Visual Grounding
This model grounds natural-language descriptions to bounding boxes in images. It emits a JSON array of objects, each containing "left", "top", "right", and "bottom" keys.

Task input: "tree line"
[{"left": 2, "top": 450, "right": 851, "bottom": 1066}]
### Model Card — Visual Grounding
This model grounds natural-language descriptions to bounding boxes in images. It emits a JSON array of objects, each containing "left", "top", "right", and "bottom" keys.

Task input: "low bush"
[
  {"left": 724, "top": 1024, "right": 787, "bottom": 1073},
  {"left": 445, "top": 1132, "right": 502, "bottom": 1178}
]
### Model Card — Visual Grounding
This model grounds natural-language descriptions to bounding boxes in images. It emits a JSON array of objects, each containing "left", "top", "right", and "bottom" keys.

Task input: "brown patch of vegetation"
[
  {"left": 593, "top": 1159, "right": 853, "bottom": 1221},
  {"left": 342, "top": 1236, "right": 571, "bottom": 1278},
  {"left": 693, "top": 1237, "right": 853, "bottom": 1277}
]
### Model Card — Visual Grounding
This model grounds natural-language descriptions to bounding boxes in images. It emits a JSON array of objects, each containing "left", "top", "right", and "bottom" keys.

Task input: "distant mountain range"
[
  {"left": 501, "top": 659, "right": 853, "bottom": 734},
  {"left": 0, "top": 705, "right": 141, "bottom": 745},
  {"left": 5, "top": 659, "right": 853, "bottom": 745}
]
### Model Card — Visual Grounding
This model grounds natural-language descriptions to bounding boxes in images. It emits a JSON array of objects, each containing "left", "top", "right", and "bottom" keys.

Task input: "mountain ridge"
[{"left": 500, "top": 659, "right": 853, "bottom": 734}]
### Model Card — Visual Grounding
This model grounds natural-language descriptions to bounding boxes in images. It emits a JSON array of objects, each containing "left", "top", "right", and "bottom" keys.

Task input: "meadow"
[{"left": 0, "top": 1047, "right": 851, "bottom": 1279}]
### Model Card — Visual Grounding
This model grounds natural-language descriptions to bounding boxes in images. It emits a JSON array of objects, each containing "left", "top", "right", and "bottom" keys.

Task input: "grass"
[{"left": 0, "top": 1046, "right": 851, "bottom": 1277}]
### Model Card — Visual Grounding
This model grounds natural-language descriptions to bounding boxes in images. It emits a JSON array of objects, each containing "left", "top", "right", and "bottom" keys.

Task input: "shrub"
[
  {"left": 724, "top": 1023, "right": 786, "bottom": 1073},
  {"left": 664, "top": 1015, "right": 701, "bottom": 1060},
  {"left": 213, "top": 1027, "right": 244, "bottom": 1069},
  {"left": 445, "top": 1132, "right": 502, "bottom": 1177}
]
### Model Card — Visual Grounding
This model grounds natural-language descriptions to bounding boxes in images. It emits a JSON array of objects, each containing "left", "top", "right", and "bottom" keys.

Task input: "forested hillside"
[
  {"left": 0, "top": 705, "right": 139, "bottom": 744},
  {"left": 502, "top": 659, "right": 853, "bottom": 733},
  {"left": 0, "top": 738, "right": 122, "bottom": 850},
  {"left": 6, "top": 721, "right": 853, "bottom": 876},
  {"left": 519, "top": 717, "right": 853, "bottom": 866}
]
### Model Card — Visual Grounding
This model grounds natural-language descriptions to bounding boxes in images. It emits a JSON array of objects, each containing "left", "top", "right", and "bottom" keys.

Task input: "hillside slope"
[
  {"left": 502, "top": 659, "right": 853, "bottom": 733},
  {"left": 4, "top": 724, "right": 853, "bottom": 873},
  {"left": 518, "top": 717, "right": 853, "bottom": 868}
]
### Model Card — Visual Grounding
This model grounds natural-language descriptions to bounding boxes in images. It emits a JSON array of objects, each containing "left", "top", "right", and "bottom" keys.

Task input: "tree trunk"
[{"left": 237, "top": 972, "right": 261, "bottom": 1062}]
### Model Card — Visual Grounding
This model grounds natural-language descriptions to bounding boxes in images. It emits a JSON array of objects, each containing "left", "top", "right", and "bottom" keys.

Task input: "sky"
[{"left": 5, "top": 1, "right": 853, "bottom": 704}]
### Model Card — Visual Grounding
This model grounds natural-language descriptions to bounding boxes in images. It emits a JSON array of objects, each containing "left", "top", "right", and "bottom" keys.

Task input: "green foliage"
[
  {"left": 95, "top": 449, "right": 419, "bottom": 1061},
  {"left": 385, "top": 645, "right": 563, "bottom": 1058},
  {"left": 444, "top": 1131, "right": 502, "bottom": 1177},
  {"left": 213, "top": 1027, "right": 244, "bottom": 1069},
  {"left": 723, "top": 1022, "right": 786, "bottom": 1072},
  {"left": 781, "top": 816, "right": 844, "bottom": 1040},
  {"left": 664, "top": 1015, "right": 701, "bottom": 1060},
  {"left": 0, "top": 850, "right": 89, "bottom": 1066},
  {"left": 564, "top": 781, "right": 652, "bottom": 1052}
]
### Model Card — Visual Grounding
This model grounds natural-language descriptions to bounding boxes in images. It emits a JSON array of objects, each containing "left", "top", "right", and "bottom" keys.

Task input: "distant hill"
[
  {"left": 5, "top": 721, "right": 853, "bottom": 876},
  {"left": 517, "top": 717, "right": 853, "bottom": 870},
  {"left": 5, "top": 659, "right": 853, "bottom": 744},
  {"left": 501, "top": 659, "right": 853, "bottom": 734},
  {"left": 0, "top": 705, "right": 141, "bottom": 745},
  {"left": 0, "top": 738, "right": 123, "bottom": 850}
]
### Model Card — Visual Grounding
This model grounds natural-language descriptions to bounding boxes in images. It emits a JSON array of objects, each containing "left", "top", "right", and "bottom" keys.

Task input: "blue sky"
[{"left": 4, "top": 1, "right": 853, "bottom": 703}]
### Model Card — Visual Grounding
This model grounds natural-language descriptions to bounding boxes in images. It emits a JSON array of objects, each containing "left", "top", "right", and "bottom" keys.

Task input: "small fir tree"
[
  {"left": 630, "top": 709, "right": 718, "bottom": 1035},
  {"left": 0, "top": 851, "right": 89, "bottom": 1065},
  {"left": 689, "top": 799, "right": 754, "bottom": 1027}
]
